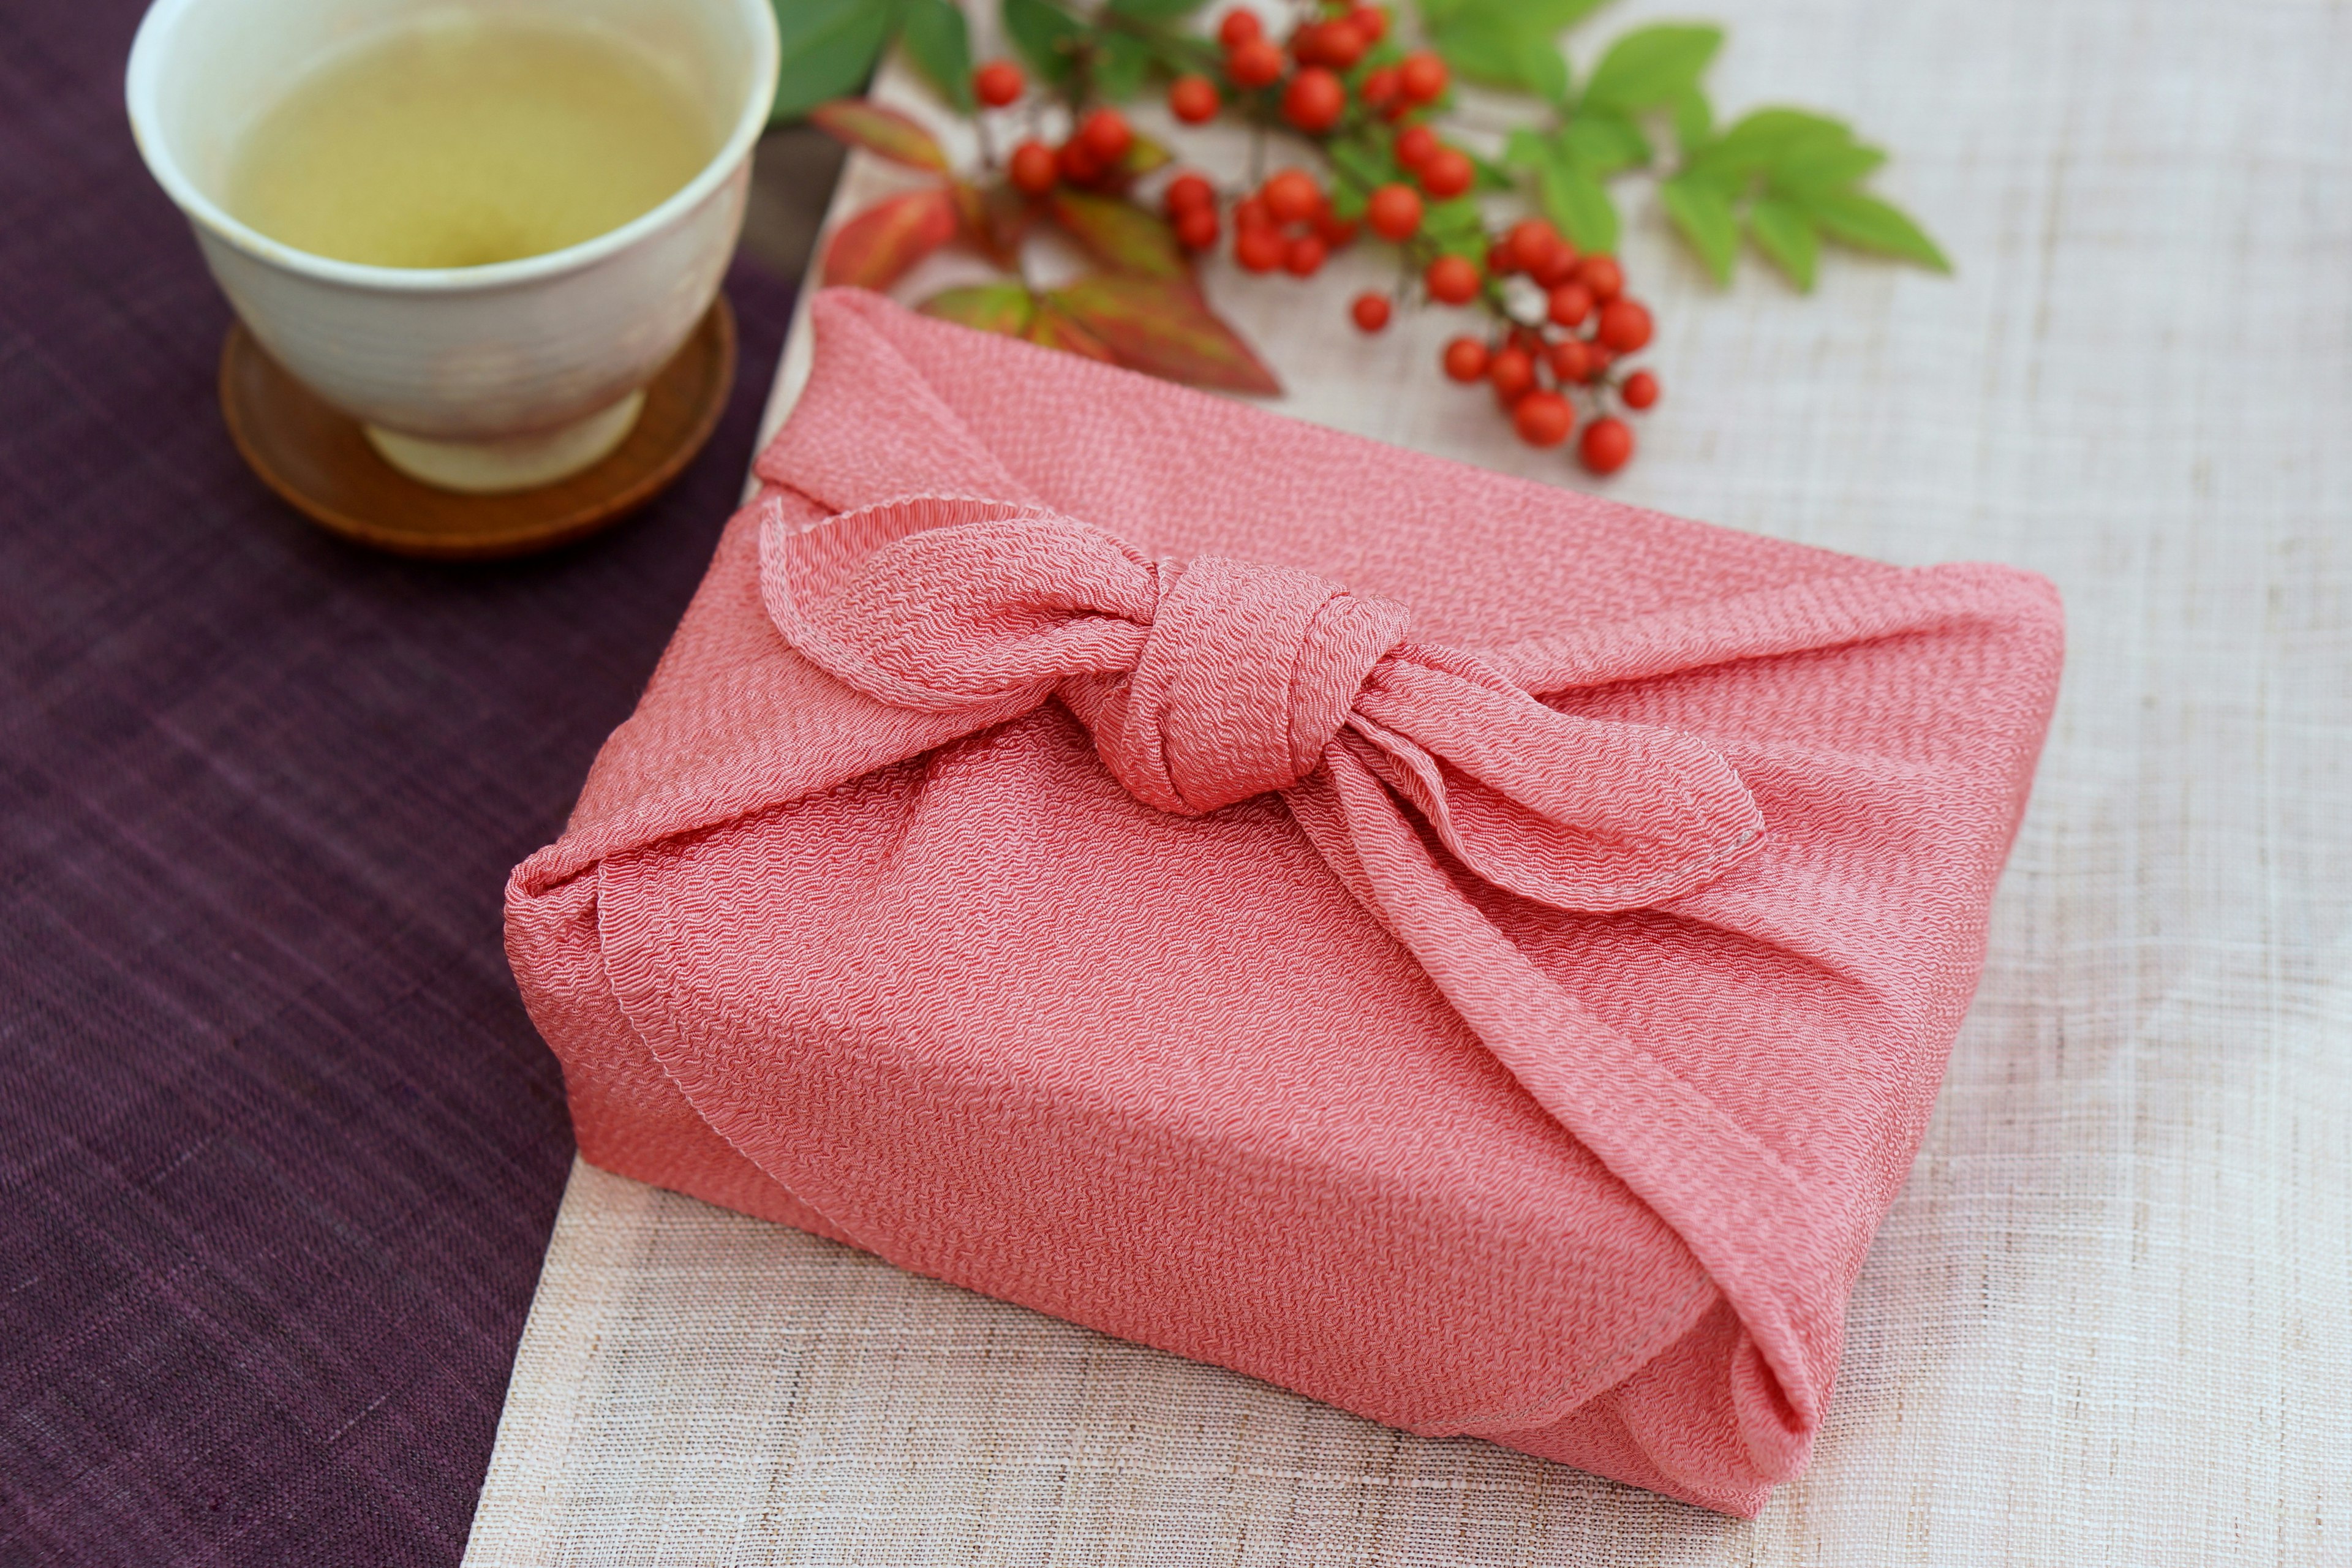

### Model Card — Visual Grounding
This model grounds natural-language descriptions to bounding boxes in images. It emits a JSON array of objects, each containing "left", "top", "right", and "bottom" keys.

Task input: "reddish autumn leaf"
[
  {"left": 949, "top": 179, "right": 1034, "bottom": 270},
  {"left": 1044, "top": 190, "right": 1187, "bottom": 281},
  {"left": 808, "top": 99, "right": 950, "bottom": 172},
  {"left": 919, "top": 282, "right": 1036, "bottom": 337},
  {"left": 1024, "top": 303, "right": 1118, "bottom": 363},
  {"left": 823, "top": 187, "right": 959, "bottom": 291},
  {"left": 1047, "top": 273, "right": 1283, "bottom": 395}
]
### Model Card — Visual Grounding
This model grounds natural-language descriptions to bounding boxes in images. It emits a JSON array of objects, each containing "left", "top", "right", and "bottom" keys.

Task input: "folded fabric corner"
[{"left": 507, "top": 289, "right": 2062, "bottom": 1515}]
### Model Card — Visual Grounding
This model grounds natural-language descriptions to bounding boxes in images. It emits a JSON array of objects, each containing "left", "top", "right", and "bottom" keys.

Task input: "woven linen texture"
[{"left": 466, "top": 0, "right": 2352, "bottom": 1559}]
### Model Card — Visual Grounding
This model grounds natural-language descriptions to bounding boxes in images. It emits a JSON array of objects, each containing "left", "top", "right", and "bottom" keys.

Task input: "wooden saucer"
[{"left": 219, "top": 297, "right": 736, "bottom": 560}]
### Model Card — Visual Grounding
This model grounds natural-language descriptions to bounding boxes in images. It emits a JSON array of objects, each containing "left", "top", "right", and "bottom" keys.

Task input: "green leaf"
[
  {"left": 1537, "top": 160, "right": 1618, "bottom": 252},
  {"left": 1670, "top": 86, "right": 1711, "bottom": 148},
  {"left": 1420, "top": 196, "right": 1485, "bottom": 240},
  {"left": 1329, "top": 135, "right": 1403, "bottom": 191},
  {"left": 897, "top": 0, "right": 974, "bottom": 112},
  {"left": 1416, "top": 197, "right": 1487, "bottom": 258},
  {"left": 1558, "top": 110, "right": 1650, "bottom": 175},
  {"left": 1106, "top": 0, "right": 1210, "bottom": 17},
  {"left": 1045, "top": 190, "right": 1188, "bottom": 278},
  {"left": 1799, "top": 188, "right": 1952, "bottom": 271},
  {"left": 1094, "top": 30, "right": 1154, "bottom": 102},
  {"left": 1003, "top": 0, "right": 1085, "bottom": 85},
  {"left": 1432, "top": 0, "right": 1616, "bottom": 28},
  {"left": 1428, "top": 11, "right": 1569, "bottom": 100},
  {"left": 1048, "top": 273, "right": 1282, "bottom": 394},
  {"left": 1660, "top": 171, "right": 1736, "bottom": 282},
  {"left": 919, "top": 282, "right": 1036, "bottom": 336},
  {"left": 1580, "top": 24, "right": 1721, "bottom": 112},
  {"left": 1748, "top": 194, "right": 1819, "bottom": 289},
  {"left": 1501, "top": 127, "right": 1551, "bottom": 172},
  {"left": 769, "top": 0, "right": 902, "bottom": 122},
  {"left": 1517, "top": 0, "right": 1618, "bottom": 26},
  {"left": 1768, "top": 140, "right": 1887, "bottom": 195},
  {"left": 1686, "top": 106, "right": 1855, "bottom": 181},
  {"left": 807, "top": 99, "right": 949, "bottom": 171}
]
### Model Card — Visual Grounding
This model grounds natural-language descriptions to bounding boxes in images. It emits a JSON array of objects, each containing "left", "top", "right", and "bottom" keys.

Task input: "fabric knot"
[
  {"left": 1068, "top": 555, "right": 1410, "bottom": 815},
  {"left": 763, "top": 494, "right": 1766, "bottom": 916}
]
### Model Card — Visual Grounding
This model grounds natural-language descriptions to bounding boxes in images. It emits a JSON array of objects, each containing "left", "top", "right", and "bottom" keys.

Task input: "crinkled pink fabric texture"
[{"left": 506, "top": 290, "right": 2063, "bottom": 1517}]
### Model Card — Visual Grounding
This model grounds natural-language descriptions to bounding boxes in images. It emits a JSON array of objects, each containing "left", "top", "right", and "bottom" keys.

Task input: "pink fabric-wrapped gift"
[{"left": 507, "top": 289, "right": 2063, "bottom": 1516}]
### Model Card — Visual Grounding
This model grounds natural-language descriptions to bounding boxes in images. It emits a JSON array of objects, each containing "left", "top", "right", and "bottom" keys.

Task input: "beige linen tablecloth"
[{"left": 462, "top": 0, "right": 2352, "bottom": 1560}]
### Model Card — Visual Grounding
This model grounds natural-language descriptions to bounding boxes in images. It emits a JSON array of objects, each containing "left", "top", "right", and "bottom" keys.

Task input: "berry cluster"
[
  {"left": 1175, "top": 7, "right": 1435, "bottom": 136},
  {"left": 960, "top": 2, "right": 1661, "bottom": 476},
  {"left": 1174, "top": 6, "right": 1654, "bottom": 472},
  {"left": 1006, "top": 102, "right": 1140, "bottom": 196},
  {"left": 1433, "top": 219, "right": 1656, "bottom": 473}
]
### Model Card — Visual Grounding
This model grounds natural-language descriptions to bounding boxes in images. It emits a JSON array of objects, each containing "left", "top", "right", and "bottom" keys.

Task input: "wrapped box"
[{"left": 507, "top": 291, "right": 2062, "bottom": 1515}]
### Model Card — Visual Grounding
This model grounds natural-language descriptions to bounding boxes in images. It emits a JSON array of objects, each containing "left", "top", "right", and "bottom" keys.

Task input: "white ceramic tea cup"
[{"left": 127, "top": 0, "right": 779, "bottom": 492}]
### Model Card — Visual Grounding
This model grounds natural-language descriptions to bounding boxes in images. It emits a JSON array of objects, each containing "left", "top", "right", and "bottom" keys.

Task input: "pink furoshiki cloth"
[{"left": 507, "top": 289, "right": 2062, "bottom": 1516}]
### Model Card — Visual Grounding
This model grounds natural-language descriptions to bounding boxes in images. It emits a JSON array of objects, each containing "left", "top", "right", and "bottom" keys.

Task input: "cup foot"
[{"left": 363, "top": 391, "right": 648, "bottom": 494}]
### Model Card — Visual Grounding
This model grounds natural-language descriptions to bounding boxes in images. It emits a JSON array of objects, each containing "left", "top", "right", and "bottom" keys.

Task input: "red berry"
[
  {"left": 973, "top": 60, "right": 1024, "bottom": 108},
  {"left": 1513, "top": 390, "right": 1575, "bottom": 448},
  {"left": 1169, "top": 74, "right": 1221, "bottom": 124},
  {"left": 1216, "top": 9, "right": 1262, "bottom": 47},
  {"left": 1575, "top": 254, "right": 1624, "bottom": 301},
  {"left": 1488, "top": 345, "right": 1536, "bottom": 402},
  {"left": 1548, "top": 337, "right": 1594, "bottom": 384},
  {"left": 1424, "top": 252, "right": 1480, "bottom": 304},
  {"left": 1175, "top": 206, "right": 1221, "bottom": 250},
  {"left": 1227, "top": 36, "right": 1286, "bottom": 88},
  {"left": 1351, "top": 4, "right": 1389, "bottom": 42},
  {"left": 1442, "top": 336, "right": 1490, "bottom": 382},
  {"left": 1393, "top": 124, "right": 1439, "bottom": 170},
  {"left": 1359, "top": 66, "right": 1400, "bottom": 108},
  {"left": 1366, "top": 183, "right": 1422, "bottom": 241},
  {"left": 1235, "top": 224, "right": 1285, "bottom": 272},
  {"left": 1580, "top": 416, "right": 1635, "bottom": 473},
  {"left": 1417, "top": 146, "right": 1473, "bottom": 199},
  {"left": 1292, "top": 18, "right": 1366, "bottom": 69},
  {"left": 1056, "top": 138, "right": 1104, "bottom": 186},
  {"left": 1313, "top": 210, "right": 1359, "bottom": 247},
  {"left": 1283, "top": 232, "right": 1329, "bottom": 276},
  {"left": 1282, "top": 67, "right": 1346, "bottom": 132},
  {"left": 1234, "top": 195, "right": 1275, "bottom": 230},
  {"left": 1398, "top": 51, "right": 1449, "bottom": 103},
  {"left": 1505, "top": 217, "right": 1558, "bottom": 274},
  {"left": 1078, "top": 109, "right": 1133, "bottom": 164},
  {"left": 1009, "top": 140, "right": 1058, "bottom": 195},
  {"left": 1263, "top": 168, "right": 1322, "bottom": 224},
  {"left": 1620, "top": 369, "right": 1660, "bottom": 410},
  {"left": 1596, "top": 297, "right": 1653, "bottom": 353},
  {"left": 1163, "top": 172, "right": 1216, "bottom": 215},
  {"left": 1546, "top": 282, "right": 1594, "bottom": 328},
  {"left": 1351, "top": 292, "right": 1393, "bottom": 332},
  {"left": 1531, "top": 241, "right": 1580, "bottom": 288},
  {"left": 1322, "top": 18, "right": 1370, "bottom": 69},
  {"left": 1586, "top": 345, "right": 1615, "bottom": 377}
]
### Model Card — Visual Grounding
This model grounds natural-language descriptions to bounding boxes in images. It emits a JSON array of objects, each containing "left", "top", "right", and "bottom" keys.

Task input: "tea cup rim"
[{"left": 124, "top": 0, "right": 782, "bottom": 295}]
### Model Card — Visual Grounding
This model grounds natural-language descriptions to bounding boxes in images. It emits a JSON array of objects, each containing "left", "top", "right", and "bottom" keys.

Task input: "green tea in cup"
[{"left": 225, "top": 15, "right": 717, "bottom": 270}]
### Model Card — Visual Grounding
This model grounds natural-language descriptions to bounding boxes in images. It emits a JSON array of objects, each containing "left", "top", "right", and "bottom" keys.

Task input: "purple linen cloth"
[{"left": 0, "top": 4, "right": 800, "bottom": 1561}]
